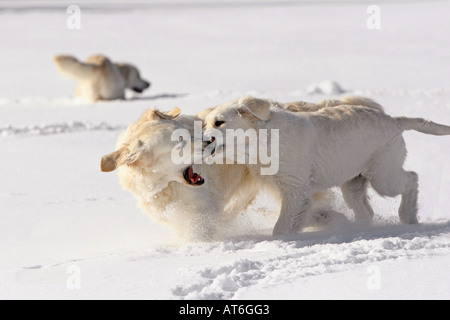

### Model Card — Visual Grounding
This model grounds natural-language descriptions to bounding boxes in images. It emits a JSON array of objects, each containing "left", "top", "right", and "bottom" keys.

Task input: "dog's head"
[
  {"left": 118, "top": 63, "right": 151, "bottom": 94},
  {"left": 101, "top": 107, "right": 205, "bottom": 197},
  {"left": 203, "top": 96, "right": 271, "bottom": 160}
]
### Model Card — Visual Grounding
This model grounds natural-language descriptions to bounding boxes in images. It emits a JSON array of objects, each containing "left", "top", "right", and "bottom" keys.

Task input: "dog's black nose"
[{"left": 143, "top": 81, "right": 151, "bottom": 89}]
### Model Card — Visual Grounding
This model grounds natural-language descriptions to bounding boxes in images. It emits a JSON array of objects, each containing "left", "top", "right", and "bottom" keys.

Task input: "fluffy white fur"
[
  {"left": 203, "top": 96, "right": 450, "bottom": 236},
  {"left": 54, "top": 54, "right": 150, "bottom": 102}
]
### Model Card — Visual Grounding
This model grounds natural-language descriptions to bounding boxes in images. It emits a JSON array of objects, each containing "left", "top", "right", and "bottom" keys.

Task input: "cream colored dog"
[
  {"left": 101, "top": 108, "right": 258, "bottom": 241},
  {"left": 99, "top": 96, "right": 386, "bottom": 241},
  {"left": 54, "top": 54, "right": 150, "bottom": 102},
  {"left": 203, "top": 96, "right": 450, "bottom": 236}
]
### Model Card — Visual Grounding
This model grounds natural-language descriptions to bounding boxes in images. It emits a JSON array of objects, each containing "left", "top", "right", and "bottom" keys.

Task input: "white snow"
[
  {"left": 1, "top": 1, "right": 449, "bottom": 300},
  {"left": 0, "top": 121, "right": 123, "bottom": 137}
]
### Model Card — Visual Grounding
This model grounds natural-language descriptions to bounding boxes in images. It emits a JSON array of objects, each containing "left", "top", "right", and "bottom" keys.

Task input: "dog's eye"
[{"left": 214, "top": 120, "right": 225, "bottom": 128}]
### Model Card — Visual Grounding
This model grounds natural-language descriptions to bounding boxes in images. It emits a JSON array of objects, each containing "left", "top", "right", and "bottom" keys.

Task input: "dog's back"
[{"left": 282, "top": 96, "right": 384, "bottom": 113}]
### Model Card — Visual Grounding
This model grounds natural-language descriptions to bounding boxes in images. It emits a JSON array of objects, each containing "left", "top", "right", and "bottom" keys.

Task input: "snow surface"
[{"left": 1, "top": 1, "right": 449, "bottom": 300}]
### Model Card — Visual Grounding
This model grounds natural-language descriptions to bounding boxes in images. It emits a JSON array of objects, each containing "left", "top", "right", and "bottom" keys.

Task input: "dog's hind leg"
[
  {"left": 369, "top": 137, "right": 419, "bottom": 224},
  {"left": 372, "top": 170, "right": 419, "bottom": 224},
  {"left": 398, "top": 171, "right": 419, "bottom": 224},
  {"left": 341, "top": 175, "right": 375, "bottom": 223}
]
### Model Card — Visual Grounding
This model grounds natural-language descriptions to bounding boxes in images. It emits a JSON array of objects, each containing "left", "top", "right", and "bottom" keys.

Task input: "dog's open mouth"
[{"left": 183, "top": 166, "right": 205, "bottom": 186}]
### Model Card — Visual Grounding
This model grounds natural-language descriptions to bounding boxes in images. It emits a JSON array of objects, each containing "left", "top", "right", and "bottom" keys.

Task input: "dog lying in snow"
[
  {"left": 203, "top": 96, "right": 450, "bottom": 236},
  {"left": 53, "top": 54, "right": 150, "bottom": 102},
  {"left": 100, "top": 96, "right": 384, "bottom": 241}
]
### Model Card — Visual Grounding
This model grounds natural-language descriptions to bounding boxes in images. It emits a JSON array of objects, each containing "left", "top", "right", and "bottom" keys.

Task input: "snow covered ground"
[{"left": 1, "top": 1, "right": 449, "bottom": 300}]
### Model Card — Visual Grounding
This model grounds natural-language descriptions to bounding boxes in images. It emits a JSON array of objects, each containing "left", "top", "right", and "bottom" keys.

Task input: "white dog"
[
  {"left": 203, "top": 96, "right": 450, "bottom": 236},
  {"left": 54, "top": 54, "right": 150, "bottom": 102}
]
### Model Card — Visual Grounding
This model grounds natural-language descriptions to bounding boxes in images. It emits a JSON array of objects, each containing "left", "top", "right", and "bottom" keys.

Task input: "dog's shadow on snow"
[
  {"left": 131, "top": 93, "right": 189, "bottom": 101},
  {"left": 220, "top": 220, "right": 450, "bottom": 248}
]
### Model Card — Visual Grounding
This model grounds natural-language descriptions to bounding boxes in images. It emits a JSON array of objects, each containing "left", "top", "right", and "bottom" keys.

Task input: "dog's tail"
[
  {"left": 53, "top": 54, "right": 98, "bottom": 80},
  {"left": 396, "top": 117, "right": 450, "bottom": 136}
]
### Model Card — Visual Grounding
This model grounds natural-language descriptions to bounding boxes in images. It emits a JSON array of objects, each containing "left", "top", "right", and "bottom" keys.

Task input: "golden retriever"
[
  {"left": 54, "top": 54, "right": 150, "bottom": 102},
  {"left": 203, "top": 96, "right": 450, "bottom": 236},
  {"left": 101, "top": 108, "right": 258, "bottom": 241}
]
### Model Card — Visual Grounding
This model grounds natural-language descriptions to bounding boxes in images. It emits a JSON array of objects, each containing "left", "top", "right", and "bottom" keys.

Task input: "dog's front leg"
[{"left": 273, "top": 187, "right": 312, "bottom": 236}]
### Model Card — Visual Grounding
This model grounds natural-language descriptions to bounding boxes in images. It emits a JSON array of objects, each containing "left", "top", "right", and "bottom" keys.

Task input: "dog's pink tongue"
[{"left": 188, "top": 167, "right": 200, "bottom": 184}]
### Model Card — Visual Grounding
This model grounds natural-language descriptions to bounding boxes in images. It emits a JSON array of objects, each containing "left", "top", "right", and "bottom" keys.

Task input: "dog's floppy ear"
[
  {"left": 100, "top": 141, "right": 144, "bottom": 172},
  {"left": 154, "top": 107, "right": 181, "bottom": 120},
  {"left": 238, "top": 96, "right": 271, "bottom": 121}
]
